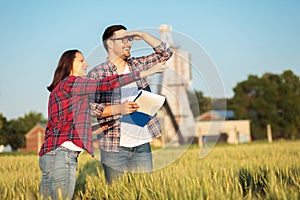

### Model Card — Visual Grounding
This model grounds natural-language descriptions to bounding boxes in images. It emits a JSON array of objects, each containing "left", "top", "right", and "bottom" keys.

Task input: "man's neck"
[{"left": 108, "top": 55, "right": 127, "bottom": 74}]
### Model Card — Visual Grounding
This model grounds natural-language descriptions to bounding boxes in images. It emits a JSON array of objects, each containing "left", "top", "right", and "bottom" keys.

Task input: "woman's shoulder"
[{"left": 57, "top": 76, "right": 78, "bottom": 90}]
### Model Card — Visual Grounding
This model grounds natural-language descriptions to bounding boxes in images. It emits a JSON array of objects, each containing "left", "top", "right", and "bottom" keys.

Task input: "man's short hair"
[{"left": 102, "top": 25, "right": 127, "bottom": 51}]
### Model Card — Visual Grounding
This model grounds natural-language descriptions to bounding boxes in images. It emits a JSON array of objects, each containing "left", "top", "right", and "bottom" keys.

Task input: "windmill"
[{"left": 156, "top": 24, "right": 196, "bottom": 146}]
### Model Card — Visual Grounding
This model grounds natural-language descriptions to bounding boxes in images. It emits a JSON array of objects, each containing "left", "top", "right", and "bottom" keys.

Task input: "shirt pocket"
[{"left": 39, "top": 151, "right": 56, "bottom": 173}]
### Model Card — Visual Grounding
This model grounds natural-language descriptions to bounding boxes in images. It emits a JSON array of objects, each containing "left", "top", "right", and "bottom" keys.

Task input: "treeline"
[
  {"left": 189, "top": 70, "right": 300, "bottom": 140},
  {"left": 0, "top": 112, "right": 47, "bottom": 150},
  {"left": 1, "top": 70, "right": 299, "bottom": 150},
  {"left": 229, "top": 70, "right": 300, "bottom": 140}
]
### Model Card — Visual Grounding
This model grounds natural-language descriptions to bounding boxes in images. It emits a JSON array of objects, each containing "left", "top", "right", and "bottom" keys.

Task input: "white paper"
[{"left": 134, "top": 90, "right": 165, "bottom": 116}]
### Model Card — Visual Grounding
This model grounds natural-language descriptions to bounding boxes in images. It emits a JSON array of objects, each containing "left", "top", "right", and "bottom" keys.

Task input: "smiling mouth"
[{"left": 124, "top": 48, "right": 131, "bottom": 52}]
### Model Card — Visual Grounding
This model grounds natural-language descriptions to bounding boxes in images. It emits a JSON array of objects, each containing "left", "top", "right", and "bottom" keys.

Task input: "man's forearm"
[
  {"left": 126, "top": 31, "right": 162, "bottom": 48},
  {"left": 99, "top": 101, "right": 140, "bottom": 117},
  {"left": 100, "top": 105, "right": 121, "bottom": 118},
  {"left": 141, "top": 32, "right": 162, "bottom": 48}
]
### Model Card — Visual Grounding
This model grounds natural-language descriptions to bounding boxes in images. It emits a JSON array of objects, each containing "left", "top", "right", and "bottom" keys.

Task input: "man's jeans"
[
  {"left": 39, "top": 147, "right": 78, "bottom": 200},
  {"left": 101, "top": 142, "right": 153, "bottom": 184}
]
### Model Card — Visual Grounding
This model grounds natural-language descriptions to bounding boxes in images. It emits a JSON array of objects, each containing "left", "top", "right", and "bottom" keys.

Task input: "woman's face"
[{"left": 72, "top": 52, "right": 89, "bottom": 76}]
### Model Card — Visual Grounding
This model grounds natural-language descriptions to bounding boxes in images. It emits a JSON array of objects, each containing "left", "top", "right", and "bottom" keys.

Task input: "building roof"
[
  {"left": 196, "top": 110, "right": 234, "bottom": 121},
  {"left": 25, "top": 124, "right": 45, "bottom": 138}
]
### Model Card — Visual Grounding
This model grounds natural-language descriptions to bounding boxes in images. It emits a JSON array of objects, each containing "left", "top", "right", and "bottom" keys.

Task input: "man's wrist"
[
  {"left": 113, "top": 104, "right": 122, "bottom": 115},
  {"left": 140, "top": 32, "right": 146, "bottom": 40}
]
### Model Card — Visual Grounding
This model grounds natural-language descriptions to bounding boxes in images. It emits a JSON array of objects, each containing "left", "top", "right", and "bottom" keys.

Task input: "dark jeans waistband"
[{"left": 118, "top": 142, "right": 151, "bottom": 153}]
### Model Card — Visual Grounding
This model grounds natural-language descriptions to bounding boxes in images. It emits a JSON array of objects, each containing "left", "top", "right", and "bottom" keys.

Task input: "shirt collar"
[{"left": 105, "top": 57, "right": 133, "bottom": 72}]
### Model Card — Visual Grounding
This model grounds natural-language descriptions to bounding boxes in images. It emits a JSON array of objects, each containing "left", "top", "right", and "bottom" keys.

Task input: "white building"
[{"left": 196, "top": 110, "right": 251, "bottom": 144}]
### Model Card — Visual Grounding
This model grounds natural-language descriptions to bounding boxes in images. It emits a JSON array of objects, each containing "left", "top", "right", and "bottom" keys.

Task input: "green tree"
[
  {"left": 188, "top": 90, "right": 211, "bottom": 117},
  {"left": 5, "top": 119, "right": 26, "bottom": 149},
  {"left": 276, "top": 71, "right": 300, "bottom": 139},
  {"left": 229, "top": 70, "right": 300, "bottom": 140},
  {"left": 0, "top": 113, "right": 8, "bottom": 144},
  {"left": 1, "top": 111, "right": 47, "bottom": 150},
  {"left": 18, "top": 111, "right": 47, "bottom": 133}
]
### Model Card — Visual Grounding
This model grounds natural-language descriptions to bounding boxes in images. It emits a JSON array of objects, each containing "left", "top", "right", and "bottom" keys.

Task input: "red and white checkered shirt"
[
  {"left": 87, "top": 42, "right": 173, "bottom": 152},
  {"left": 39, "top": 72, "right": 140, "bottom": 157}
]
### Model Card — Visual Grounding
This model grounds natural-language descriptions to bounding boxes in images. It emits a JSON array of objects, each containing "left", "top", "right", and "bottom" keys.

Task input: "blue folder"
[
  {"left": 120, "top": 111, "right": 152, "bottom": 127},
  {"left": 120, "top": 90, "right": 164, "bottom": 127}
]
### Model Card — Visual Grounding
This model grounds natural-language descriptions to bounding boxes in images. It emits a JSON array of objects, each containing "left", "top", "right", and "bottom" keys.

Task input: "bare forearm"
[
  {"left": 99, "top": 101, "right": 140, "bottom": 118},
  {"left": 125, "top": 31, "right": 162, "bottom": 48},
  {"left": 101, "top": 105, "right": 121, "bottom": 117},
  {"left": 140, "top": 32, "right": 162, "bottom": 48}
]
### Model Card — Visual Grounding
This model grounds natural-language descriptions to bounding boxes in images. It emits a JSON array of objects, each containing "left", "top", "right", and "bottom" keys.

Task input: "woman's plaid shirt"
[
  {"left": 39, "top": 72, "right": 140, "bottom": 157},
  {"left": 87, "top": 42, "right": 173, "bottom": 152}
]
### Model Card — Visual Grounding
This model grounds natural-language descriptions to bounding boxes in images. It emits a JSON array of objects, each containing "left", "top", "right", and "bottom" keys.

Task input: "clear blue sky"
[{"left": 0, "top": 0, "right": 299, "bottom": 120}]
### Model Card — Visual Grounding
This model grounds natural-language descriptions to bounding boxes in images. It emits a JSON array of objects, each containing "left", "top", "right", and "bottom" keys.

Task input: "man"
[{"left": 87, "top": 25, "right": 173, "bottom": 184}]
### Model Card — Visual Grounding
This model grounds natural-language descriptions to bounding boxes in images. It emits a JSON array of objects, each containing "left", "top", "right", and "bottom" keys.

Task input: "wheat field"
[{"left": 0, "top": 141, "right": 299, "bottom": 200}]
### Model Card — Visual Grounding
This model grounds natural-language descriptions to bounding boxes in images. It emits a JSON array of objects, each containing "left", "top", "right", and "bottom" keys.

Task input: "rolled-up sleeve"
[
  {"left": 153, "top": 42, "right": 168, "bottom": 53},
  {"left": 132, "top": 42, "right": 173, "bottom": 71},
  {"left": 90, "top": 102, "right": 106, "bottom": 117}
]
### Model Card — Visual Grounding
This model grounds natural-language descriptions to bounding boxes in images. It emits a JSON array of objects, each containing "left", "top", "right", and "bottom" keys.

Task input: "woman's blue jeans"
[
  {"left": 39, "top": 147, "right": 79, "bottom": 200},
  {"left": 101, "top": 142, "right": 153, "bottom": 184}
]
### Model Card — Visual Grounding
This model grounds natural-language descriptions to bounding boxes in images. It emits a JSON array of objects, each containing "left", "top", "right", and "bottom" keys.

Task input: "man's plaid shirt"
[
  {"left": 39, "top": 72, "right": 141, "bottom": 157},
  {"left": 87, "top": 42, "right": 173, "bottom": 152}
]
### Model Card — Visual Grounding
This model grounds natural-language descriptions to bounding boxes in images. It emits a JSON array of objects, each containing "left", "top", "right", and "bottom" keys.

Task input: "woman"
[{"left": 38, "top": 49, "right": 167, "bottom": 199}]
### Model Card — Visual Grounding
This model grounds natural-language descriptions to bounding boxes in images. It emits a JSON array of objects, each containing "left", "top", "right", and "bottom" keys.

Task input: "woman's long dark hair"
[{"left": 47, "top": 49, "right": 81, "bottom": 92}]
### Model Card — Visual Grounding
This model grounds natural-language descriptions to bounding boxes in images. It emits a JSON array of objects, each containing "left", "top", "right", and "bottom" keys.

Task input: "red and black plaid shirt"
[
  {"left": 39, "top": 72, "right": 140, "bottom": 157},
  {"left": 87, "top": 42, "right": 173, "bottom": 152}
]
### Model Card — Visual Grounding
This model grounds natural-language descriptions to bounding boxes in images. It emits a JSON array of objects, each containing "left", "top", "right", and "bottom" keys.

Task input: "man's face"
[{"left": 110, "top": 29, "right": 133, "bottom": 59}]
